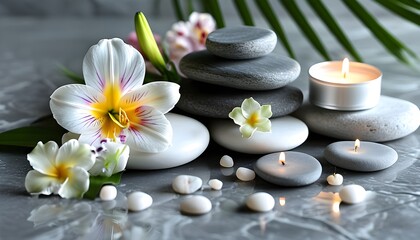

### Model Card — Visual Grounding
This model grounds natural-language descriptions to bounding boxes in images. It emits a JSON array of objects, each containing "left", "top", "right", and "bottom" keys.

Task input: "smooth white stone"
[
  {"left": 220, "top": 155, "right": 234, "bottom": 168},
  {"left": 236, "top": 167, "right": 255, "bottom": 181},
  {"left": 246, "top": 192, "right": 275, "bottom": 212},
  {"left": 208, "top": 179, "right": 223, "bottom": 190},
  {"left": 180, "top": 196, "right": 212, "bottom": 215},
  {"left": 339, "top": 184, "right": 366, "bottom": 204},
  {"left": 210, "top": 116, "right": 308, "bottom": 154},
  {"left": 172, "top": 175, "right": 203, "bottom": 194},
  {"left": 327, "top": 174, "right": 343, "bottom": 186},
  {"left": 127, "top": 113, "right": 210, "bottom": 170},
  {"left": 127, "top": 192, "right": 153, "bottom": 211},
  {"left": 99, "top": 185, "right": 117, "bottom": 201}
]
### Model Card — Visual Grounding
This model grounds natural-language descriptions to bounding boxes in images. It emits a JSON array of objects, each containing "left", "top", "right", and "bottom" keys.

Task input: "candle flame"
[
  {"left": 279, "top": 152, "right": 286, "bottom": 165},
  {"left": 341, "top": 58, "right": 349, "bottom": 80},
  {"left": 279, "top": 197, "right": 286, "bottom": 206},
  {"left": 354, "top": 139, "right": 360, "bottom": 152}
]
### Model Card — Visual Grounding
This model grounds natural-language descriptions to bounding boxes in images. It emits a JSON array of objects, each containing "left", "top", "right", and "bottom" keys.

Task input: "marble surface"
[{"left": 1, "top": 9, "right": 420, "bottom": 240}]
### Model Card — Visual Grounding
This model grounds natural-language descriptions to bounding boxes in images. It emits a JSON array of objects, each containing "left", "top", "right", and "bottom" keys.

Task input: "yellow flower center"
[
  {"left": 108, "top": 108, "right": 130, "bottom": 129},
  {"left": 246, "top": 112, "right": 259, "bottom": 127},
  {"left": 53, "top": 165, "right": 69, "bottom": 182}
]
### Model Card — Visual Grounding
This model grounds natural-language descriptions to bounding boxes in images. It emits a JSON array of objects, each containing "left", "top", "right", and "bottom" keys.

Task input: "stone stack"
[{"left": 177, "top": 26, "right": 309, "bottom": 154}]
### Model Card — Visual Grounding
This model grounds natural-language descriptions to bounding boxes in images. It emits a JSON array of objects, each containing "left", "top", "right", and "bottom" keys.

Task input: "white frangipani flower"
[
  {"left": 50, "top": 38, "right": 180, "bottom": 153},
  {"left": 228, "top": 97, "right": 272, "bottom": 138},
  {"left": 25, "top": 140, "right": 96, "bottom": 199},
  {"left": 89, "top": 138, "right": 130, "bottom": 177}
]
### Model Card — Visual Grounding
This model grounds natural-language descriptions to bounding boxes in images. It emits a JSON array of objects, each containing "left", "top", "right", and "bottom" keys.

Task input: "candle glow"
[
  {"left": 279, "top": 197, "right": 286, "bottom": 206},
  {"left": 354, "top": 139, "right": 360, "bottom": 152},
  {"left": 341, "top": 58, "right": 349, "bottom": 80},
  {"left": 279, "top": 152, "right": 286, "bottom": 165}
]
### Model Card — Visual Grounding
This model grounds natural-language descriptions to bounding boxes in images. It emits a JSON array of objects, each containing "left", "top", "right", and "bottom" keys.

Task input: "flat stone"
[
  {"left": 180, "top": 196, "right": 212, "bottom": 215},
  {"left": 210, "top": 116, "right": 308, "bottom": 154},
  {"left": 127, "top": 113, "right": 209, "bottom": 170},
  {"left": 172, "top": 175, "right": 203, "bottom": 194},
  {"left": 206, "top": 26, "right": 277, "bottom": 59},
  {"left": 324, "top": 141, "right": 398, "bottom": 172},
  {"left": 177, "top": 78, "right": 303, "bottom": 118},
  {"left": 293, "top": 96, "right": 420, "bottom": 142},
  {"left": 179, "top": 50, "right": 300, "bottom": 90}
]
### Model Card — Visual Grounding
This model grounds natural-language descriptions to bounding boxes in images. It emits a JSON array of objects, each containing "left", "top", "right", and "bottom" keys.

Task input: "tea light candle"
[
  {"left": 254, "top": 151, "right": 322, "bottom": 187},
  {"left": 309, "top": 58, "right": 382, "bottom": 111},
  {"left": 324, "top": 139, "right": 398, "bottom": 172}
]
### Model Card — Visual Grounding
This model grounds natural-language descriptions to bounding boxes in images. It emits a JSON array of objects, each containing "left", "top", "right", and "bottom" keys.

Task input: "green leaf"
[
  {"left": 280, "top": 0, "right": 331, "bottom": 60},
  {"left": 397, "top": 0, "right": 420, "bottom": 10},
  {"left": 172, "top": 0, "right": 185, "bottom": 21},
  {"left": 374, "top": 0, "right": 420, "bottom": 26},
  {"left": 343, "top": 0, "right": 418, "bottom": 65},
  {"left": 83, "top": 172, "right": 123, "bottom": 200},
  {"left": 255, "top": 0, "right": 295, "bottom": 58},
  {"left": 187, "top": 0, "right": 195, "bottom": 15},
  {"left": 202, "top": 0, "right": 225, "bottom": 28},
  {"left": 59, "top": 65, "right": 84, "bottom": 84},
  {"left": 307, "top": 0, "right": 363, "bottom": 62},
  {"left": 0, "top": 126, "right": 66, "bottom": 148},
  {"left": 233, "top": 0, "right": 255, "bottom": 26}
]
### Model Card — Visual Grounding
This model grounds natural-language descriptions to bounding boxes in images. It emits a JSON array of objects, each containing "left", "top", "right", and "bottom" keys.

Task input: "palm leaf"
[
  {"left": 172, "top": 0, "right": 185, "bottom": 21},
  {"left": 397, "top": 0, "right": 420, "bottom": 10},
  {"left": 202, "top": 0, "right": 225, "bottom": 28},
  {"left": 233, "top": 0, "right": 255, "bottom": 26},
  {"left": 374, "top": 0, "right": 420, "bottom": 26}
]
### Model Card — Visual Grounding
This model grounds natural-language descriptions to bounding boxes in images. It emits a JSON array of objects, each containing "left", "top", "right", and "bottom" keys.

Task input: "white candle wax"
[
  {"left": 324, "top": 140, "right": 398, "bottom": 172},
  {"left": 309, "top": 60, "right": 382, "bottom": 111},
  {"left": 254, "top": 151, "right": 322, "bottom": 187}
]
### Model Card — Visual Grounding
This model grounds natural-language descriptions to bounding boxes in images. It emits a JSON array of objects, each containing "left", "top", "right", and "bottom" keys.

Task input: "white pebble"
[
  {"left": 327, "top": 173, "right": 343, "bottom": 186},
  {"left": 99, "top": 185, "right": 117, "bottom": 201},
  {"left": 220, "top": 155, "right": 234, "bottom": 168},
  {"left": 208, "top": 179, "right": 223, "bottom": 190},
  {"left": 180, "top": 196, "right": 212, "bottom": 215},
  {"left": 172, "top": 175, "right": 203, "bottom": 194},
  {"left": 339, "top": 184, "right": 366, "bottom": 204},
  {"left": 127, "top": 192, "right": 153, "bottom": 211},
  {"left": 246, "top": 192, "right": 275, "bottom": 212},
  {"left": 236, "top": 167, "right": 255, "bottom": 181}
]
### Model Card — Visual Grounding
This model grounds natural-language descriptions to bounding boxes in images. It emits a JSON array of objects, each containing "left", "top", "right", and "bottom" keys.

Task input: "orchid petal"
[
  {"left": 58, "top": 167, "right": 90, "bottom": 199},
  {"left": 121, "top": 81, "right": 180, "bottom": 114},
  {"left": 83, "top": 38, "right": 145, "bottom": 95},
  {"left": 260, "top": 105, "right": 273, "bottom": 118},
  {"left": 239, "top": 124, "right": 256, "bottom": 139},
  {"left": 56, "top": 139, "right": 96, "bottom": 170},
  {"left": 255, "top": 118, "right": 272, "bottom": 133},
  {"left": 25, "top": 170, "right": 61, "bottom": 196},
  {"left": 228, "top": 107, "right": 247, "bottom": 125},
  {"left": 50, "top": 84, "right": 105, "bottom": 134},
  {"left": 241, "top": 97, "right": 261, "bottom": 118},
  {"left": 78, "top": 130, "right": 103, "bottom": 147},
  {"left": 61, "top": 132, "right": 80, "bottom": 144},
  {"left": 125, "top": 106, "right": 172, "bottom": 153},
  {"left": 27, "top": 141, "right": 59, "bottom": 175}
]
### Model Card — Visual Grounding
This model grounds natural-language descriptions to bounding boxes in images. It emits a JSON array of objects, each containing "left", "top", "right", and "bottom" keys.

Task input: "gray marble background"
[{"left": 1, "top": 1, "right": 420, "bottom": 239}]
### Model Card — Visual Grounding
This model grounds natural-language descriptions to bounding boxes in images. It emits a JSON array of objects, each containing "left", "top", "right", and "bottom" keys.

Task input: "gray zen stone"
[
  {"left": 177, "top": 78, "right": 303, "bottom": 118},
  {"left": 206, "top": 26, "right": 277, "bottom": 59},
  {"left": 293, "top": 96, "right": 420, "bottom": 142},
  {"left": 324, "top": 141, "right": 398, "bottom": 172},
  {"left": 179, "top": 50, "right": 300, "bottom": 90}
]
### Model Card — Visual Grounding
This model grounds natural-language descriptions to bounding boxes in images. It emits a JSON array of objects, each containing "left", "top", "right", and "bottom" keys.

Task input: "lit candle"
[
  {"left": 254, "top": 151, "right": 322, "bottom": 187},
  {"left": 309, "top": 58, "right": 382, "bottom": 111},
  {"left": 324, "top": 139, "right": 398, "bottom": 172},
  {"left": 279, "top": 197, "right": 286, "bottom": 206}
]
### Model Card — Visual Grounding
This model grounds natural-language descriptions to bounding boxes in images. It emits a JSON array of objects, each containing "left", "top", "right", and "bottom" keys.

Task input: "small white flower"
[
  {"left": 25, "top": 139, "right": 96, "bottom": 199},
  {"left": 89, "top": 138, "right": 130, "bottom": 177},
  {"left": 228, "top": 97, "right": 272, "bottom": 138}
]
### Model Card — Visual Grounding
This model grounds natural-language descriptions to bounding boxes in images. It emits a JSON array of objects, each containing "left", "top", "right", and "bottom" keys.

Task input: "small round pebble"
[
  {"left": 236, "top": 167, "right": 255, "bottom": 181},
  {"left": 127, "top": 192, "right": 153, "bottom": 211},
  {"left": 180, "top": 196, "right": 212, "bottom": 215},
  {"left": 100, "top": 185, "right": 117, "bottom": 201},
  {"left": 208, "top": 179, "right": 223, "bottom": 190},
  {"left": 246, "top": 192, "right": 275, "bottom": 212},
  {"left": 220, "top": 155, "right": 234, "bottom": 168},
  {"left": 172, "top": 175, "right": 203, "bottom": 194},
  {"left": 327, "top": 173, "right": 343, "bottom": 186},
  {"left": 339, "top": 184, "right": 366, "bottom": 204}
]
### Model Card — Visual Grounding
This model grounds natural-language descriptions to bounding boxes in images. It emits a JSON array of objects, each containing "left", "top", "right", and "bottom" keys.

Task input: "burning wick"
[
  {"left": 341, "top": 58, "right": 349, "bottom": 80},
  {"left": 279, "top": 152, "right": 286, "bottom": 166},
  {"left": 354, "top": 139, "right": 360, "bottom": 152},
  {"left": 279, "top": 197, "right": 286, "bottom": 206}
]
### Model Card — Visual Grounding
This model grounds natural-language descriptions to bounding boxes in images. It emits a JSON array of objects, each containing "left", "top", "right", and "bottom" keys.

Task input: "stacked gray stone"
[{"left": 177, "top": 26, "right": 303, "bottom": 119}]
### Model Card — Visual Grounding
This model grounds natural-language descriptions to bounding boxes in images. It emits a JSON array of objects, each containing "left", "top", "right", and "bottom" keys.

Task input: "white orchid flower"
[
  {"left": 89, "top": 138, "right": 130, "bottom": 177},
  {"left": 228, "top": 97, "right": 272, "bottom": 138},
  {"left": 50, "top": 38, "right": 180, "bottom": 153},
  {"left": 25, "top": 140, "right": 96, "bottom": 199}
]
